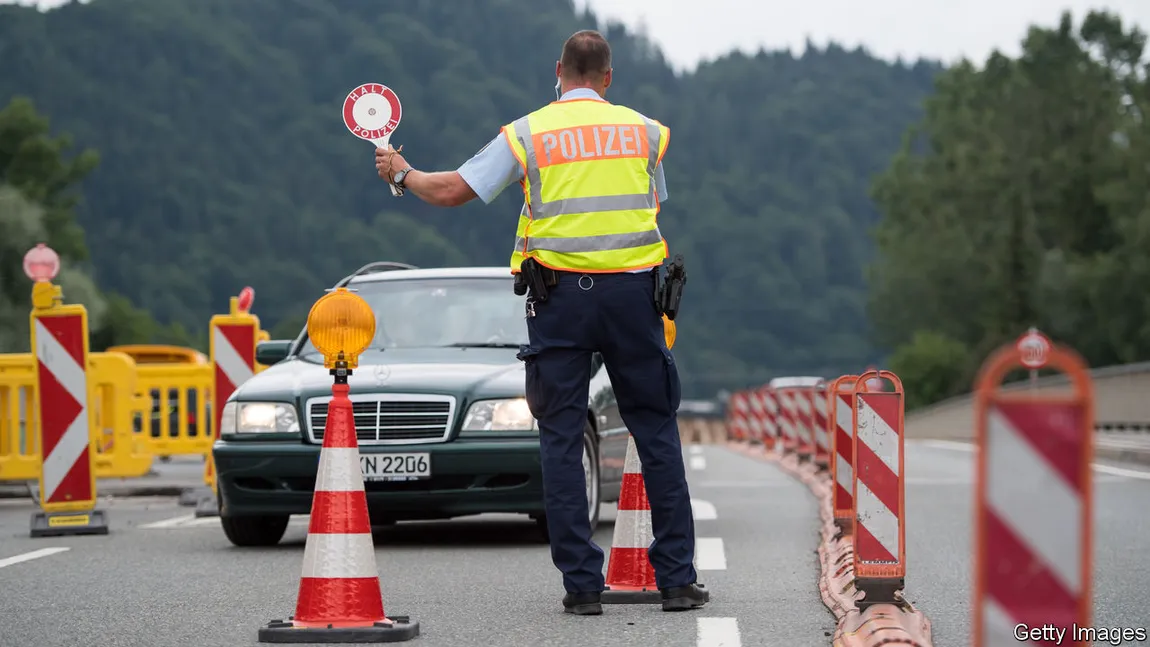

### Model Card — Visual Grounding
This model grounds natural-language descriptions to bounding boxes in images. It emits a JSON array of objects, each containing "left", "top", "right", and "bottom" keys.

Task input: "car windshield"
[{"left": 298, "top": 276, "right": 527, "bottom": 354}]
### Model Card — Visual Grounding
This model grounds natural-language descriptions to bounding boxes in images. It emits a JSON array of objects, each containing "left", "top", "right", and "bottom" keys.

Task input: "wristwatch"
[{"left": 393, "top": 166, "right": 413, "bottom": 189}]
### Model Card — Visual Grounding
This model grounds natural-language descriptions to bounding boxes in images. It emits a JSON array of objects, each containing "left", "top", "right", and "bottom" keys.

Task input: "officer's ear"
[{"left": 603, "top": 68, "right": 612, "bottom": 90}]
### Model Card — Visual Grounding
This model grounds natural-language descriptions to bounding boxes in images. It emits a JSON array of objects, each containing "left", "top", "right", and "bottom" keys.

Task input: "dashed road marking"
[
  {"left": 697, "top": 617, "right": 741, "bottom": 647},
  {"left": 140, "top": 515, "right": 217, "bottom": 529},
  {"left": 914, "top": 439, "right": 1150, "bottom": 480},
  {"left": 139, "top": 514, "right": 197, "bottom": 529},
  {"left": 914, "top": 439, "right": 975, "bottom": 452},
  {"left": 691, "top": 499, "right": 717, "bottom": 521},
  {"left": 690, "top": 455, "right": 707, "bottom": 470},
  {"left": 1092, "top": 464, "right": 1150, "bottom": 481},
  {"left": 696, "top": 537, "right": 726, "bottom": 570},
  {"left": 689, "top": 445, "right": 704, "bottom": 455},
  {"left": 696, "top": 480, "right": 792, "bottom": 488},
  {"left": 0, "top": 547, "right": 69, "bottom": 569},
  {"left": 141, "top": 514, "right": 311, "bottom": 529}
]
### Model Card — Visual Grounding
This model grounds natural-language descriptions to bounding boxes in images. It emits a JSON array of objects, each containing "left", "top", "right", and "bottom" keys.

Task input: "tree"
[
  {"left": 0, "top": 97, "right": 191, "bottom": 352},
  {"left": 867, "top": 9, "right": 1150, "bottom": 406}
]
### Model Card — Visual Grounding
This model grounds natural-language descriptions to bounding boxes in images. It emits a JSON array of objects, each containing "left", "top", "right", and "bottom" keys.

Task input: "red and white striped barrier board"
[
  {"left": 795, "top": 387, "right": 816, "bottom": 456},
  {"left": 760, "top": 386, "right": 779, "bottom": 450},
  {"left": 851, "top": 370, "right": 905, "bottom": 606},
  {"left": 727, "top": 391, "right": 749, "bottom": 442},
  {"left": 201, "top": 311, "right": 258, "bottom": 509},
  {"left": 812, "top": 382, "right": 831, "bottom": 466},
  {"left": 602, "top": 434, "right": 660, "bottom": 603},
  {"left": 747, "top": 388, "right": 765, "bottom": 444},
  {"left": 211, "top": 322, "right": 257, "bottom": 437},
  {"left": 32, "top": 313, "right": 95, "bottom": 510},
  {"left": 972, "top": 342, "right": 1093, "bottom": 647},
  {"left": 775, "top": 386, "right": 798, "bottom": 451},
  {"left": 830, "top": 374, "right": 860, "bottom": 527}
]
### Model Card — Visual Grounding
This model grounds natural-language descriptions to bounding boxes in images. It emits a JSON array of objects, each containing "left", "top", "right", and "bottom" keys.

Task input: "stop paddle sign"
[
  {"left": 343, "top": 83, "right": 404, "bottom": 197},
  {"left": 1016, "top": 328, "right": 1051, "bottom": 370}
]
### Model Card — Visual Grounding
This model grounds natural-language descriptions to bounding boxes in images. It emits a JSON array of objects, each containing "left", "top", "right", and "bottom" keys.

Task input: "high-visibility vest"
[{"left": 500, "top": 99, "right": 671, "bottom": 273}]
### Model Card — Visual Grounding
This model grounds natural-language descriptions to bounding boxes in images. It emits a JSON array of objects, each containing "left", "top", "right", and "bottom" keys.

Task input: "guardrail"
[{"left": 901, "top": 361, "right": 1150, "bottom": 440}]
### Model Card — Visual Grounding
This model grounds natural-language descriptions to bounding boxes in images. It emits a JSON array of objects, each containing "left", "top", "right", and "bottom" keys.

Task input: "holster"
[
  {"left": 656, "top": 254, "right": 687, "bottom": 320},
  {"left": 515, "top": 258, "right": 559, "bottom": 302}
]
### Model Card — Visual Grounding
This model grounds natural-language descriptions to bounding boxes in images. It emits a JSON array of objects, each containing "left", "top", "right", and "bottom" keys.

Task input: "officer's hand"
[{"left": 375, "top": 145, "right": 407, "bottom": 183}]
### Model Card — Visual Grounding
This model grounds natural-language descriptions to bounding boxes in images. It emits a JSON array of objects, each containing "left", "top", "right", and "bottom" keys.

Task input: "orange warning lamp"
[
  {"left": 306, "top": 287, "right": 376, "bottom": 370},
  {"left": 662, "top": 314, "right": 676, "bottom": 350}
]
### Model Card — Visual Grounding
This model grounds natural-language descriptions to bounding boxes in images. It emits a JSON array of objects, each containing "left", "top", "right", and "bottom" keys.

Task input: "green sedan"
[{"left": 211, "top": 263, "right": 629, "bottom": 547}]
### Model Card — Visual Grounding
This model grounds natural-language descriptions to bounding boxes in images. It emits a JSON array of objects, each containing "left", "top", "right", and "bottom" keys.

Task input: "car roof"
[{"left": 346, "top": 266, "right": 512, "bottom": 285}]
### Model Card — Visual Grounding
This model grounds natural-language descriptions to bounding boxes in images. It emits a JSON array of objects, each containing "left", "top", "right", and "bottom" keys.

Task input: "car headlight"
[
  {"left": 462, "top": 398, "right": 537, "bottom": 431},
  {"left": 220, "top": 401, "right": 300, "bottom": 434}
]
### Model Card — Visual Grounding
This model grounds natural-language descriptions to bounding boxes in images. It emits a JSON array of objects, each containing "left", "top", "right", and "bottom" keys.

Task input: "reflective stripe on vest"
[{"left": 502, "top": 101, "right": 670, "bottom": 272}]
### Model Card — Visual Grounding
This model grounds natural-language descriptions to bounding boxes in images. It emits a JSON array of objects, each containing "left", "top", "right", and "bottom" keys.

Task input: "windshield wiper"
[{"left": 444, "top": 342, "right": 522, "bottom": 348}]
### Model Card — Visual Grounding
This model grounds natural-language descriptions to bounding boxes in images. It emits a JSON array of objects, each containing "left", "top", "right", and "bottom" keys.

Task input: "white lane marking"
[
  {"left": 139, "top": 514, "right": 197, "bottom": 528},
  {"left": 697, "top": 617, "right": 741, "bottom": 647},
  {"left": 696, "top": 480, "right": 793, "bottom": 488},
  {"left": 143, "top": 516, "right": 217, "bottom": 528},
  {"left": 696, "top": 537, "right": 726, "bottom": 570},
  {"left": 690, "top": 455, "right": 707, "bottom": 470},
  {"left": 1092, "top": 464, "right": 1150, "bottom": 481},
  {"left": 916, "top": 439, "right": 1150, "bottom": 481},
  {"left": 691, "top": 499, "right": 717, "bottom": 521},
  {"left": 0, "top": 547, "right": 70, "bottom": 569},
  {"left": 689, "top": 445, "right": 704, "bottom": 455}
]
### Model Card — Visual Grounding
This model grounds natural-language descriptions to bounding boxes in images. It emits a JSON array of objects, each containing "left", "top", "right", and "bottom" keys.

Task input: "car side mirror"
[
  {"left": 255, "top": 340, "right": 292, "bottom": 365},
  {"left": 591, "top": 352, "right": 604, "bottom": 372}
]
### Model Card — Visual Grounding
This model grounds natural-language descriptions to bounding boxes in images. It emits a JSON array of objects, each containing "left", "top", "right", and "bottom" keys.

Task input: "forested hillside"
[{"left": 0, "top": 0, "right": 940, "bottom": 397}]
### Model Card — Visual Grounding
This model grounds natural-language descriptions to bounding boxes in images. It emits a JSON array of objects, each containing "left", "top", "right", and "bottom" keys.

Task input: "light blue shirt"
[{"left": 457, "top": 87, "right": 669, "bottom": 206}]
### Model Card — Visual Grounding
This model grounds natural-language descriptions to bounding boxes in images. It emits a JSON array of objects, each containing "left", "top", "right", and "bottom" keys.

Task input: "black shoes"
[
  {"left": 562, "top": 583, "right": 709, "bottom": 615},
  {"left": 660, "top": 582, "right": 709, "bottom": 612},
  {"left": 562, "top": 591, "right": 603, "bottom": 616}
]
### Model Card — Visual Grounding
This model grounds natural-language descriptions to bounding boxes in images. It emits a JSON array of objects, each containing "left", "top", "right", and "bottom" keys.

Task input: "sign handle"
[{"left": 373, "top": 136, "right": 402, "bottom": 197}]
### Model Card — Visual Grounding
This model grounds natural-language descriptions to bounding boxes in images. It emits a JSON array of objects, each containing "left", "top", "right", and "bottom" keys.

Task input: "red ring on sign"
[{"left": 342, "top": 83, "right": 402, "bottom": 140}]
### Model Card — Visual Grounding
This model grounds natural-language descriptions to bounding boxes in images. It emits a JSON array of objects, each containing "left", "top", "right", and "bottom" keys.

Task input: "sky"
[
  {"left": 5, "top": 0, "right": 1150, "bottom": 72},
  {"left": 579, "top": 0, "right": 1150, "bottom": 71}
]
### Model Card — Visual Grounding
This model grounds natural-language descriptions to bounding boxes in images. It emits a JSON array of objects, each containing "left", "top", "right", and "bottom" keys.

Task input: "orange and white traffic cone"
[
  {"left": 258, "top": 381, "right": 419, "bottom": 643},
  {"left": 601, "top": 434, "right": 662, "bottom": 604}
]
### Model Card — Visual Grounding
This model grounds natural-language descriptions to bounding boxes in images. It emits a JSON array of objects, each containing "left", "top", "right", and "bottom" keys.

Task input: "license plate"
[{"left": 360, "top": 453, "right": 431, "bottom": 482}]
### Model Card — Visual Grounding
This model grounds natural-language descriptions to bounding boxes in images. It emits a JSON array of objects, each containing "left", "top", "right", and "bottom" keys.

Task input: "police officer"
[{"left": 374, "top": 29, "right": 708, "bottom": 616}]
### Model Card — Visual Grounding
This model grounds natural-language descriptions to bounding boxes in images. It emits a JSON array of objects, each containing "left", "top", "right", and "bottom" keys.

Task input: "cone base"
[
  {"left": 30, "top": 509, "right": 109, "bottom": 538},
  {"left": 258, "top": 616, "right": 419, "bottom": 643},
  {"left": 602, "top": 586, "right": 662, "bottom": 604}
]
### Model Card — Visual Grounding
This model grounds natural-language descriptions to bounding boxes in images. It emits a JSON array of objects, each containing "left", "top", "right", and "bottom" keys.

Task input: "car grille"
[{"left": 306, "top": 395, "right": 456, "bottom": 445}]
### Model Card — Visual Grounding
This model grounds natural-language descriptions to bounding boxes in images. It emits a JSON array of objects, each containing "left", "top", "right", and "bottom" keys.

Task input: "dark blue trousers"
[{"left": 517, "top": 269, "right": 698, "bottom": 593}]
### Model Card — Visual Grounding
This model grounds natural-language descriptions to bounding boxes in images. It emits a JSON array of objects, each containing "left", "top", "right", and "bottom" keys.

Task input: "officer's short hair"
[{"left": 561, "top": 30, "right": 611, "bottom": 82}]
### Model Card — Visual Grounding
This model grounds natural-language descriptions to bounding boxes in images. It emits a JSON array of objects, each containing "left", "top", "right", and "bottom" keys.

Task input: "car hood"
[{"left": 233, "top": 347, "right": 527, "bottom": 402}]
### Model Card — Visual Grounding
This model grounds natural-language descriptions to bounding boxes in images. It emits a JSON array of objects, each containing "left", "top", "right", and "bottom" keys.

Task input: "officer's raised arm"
[{"left": 374, "top": 130, "right": 523, "bottom": 208}]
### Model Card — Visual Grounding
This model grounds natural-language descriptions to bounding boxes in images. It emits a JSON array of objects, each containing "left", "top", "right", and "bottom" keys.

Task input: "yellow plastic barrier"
[
  {"left": 1, "top": 290, "right": 269, "bottom": 491},
  {"left": 0, "top": 352, "right": 158, "bottom": 481},
  {"left": 0, "top": 354, "right": 37, "bottom": 482},
  {"left": 134, "top": 363, "right": 214, "bottom": 458},
  {"left": 90, "top": 352, "right": 154, "bottom": 479}
]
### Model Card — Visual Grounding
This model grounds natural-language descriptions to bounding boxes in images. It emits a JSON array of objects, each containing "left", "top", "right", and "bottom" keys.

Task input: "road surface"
[{"left": 0, "top": 442, "right": 1146, "bottom": 646}]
